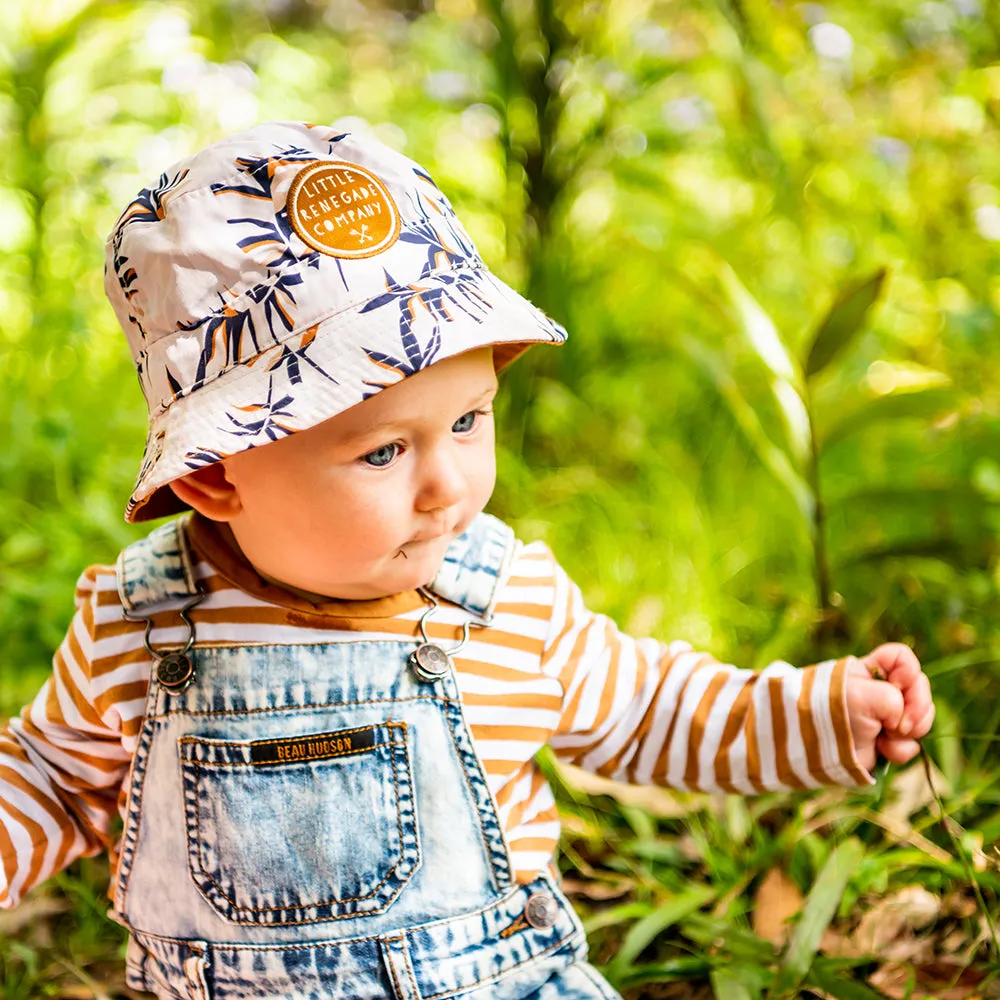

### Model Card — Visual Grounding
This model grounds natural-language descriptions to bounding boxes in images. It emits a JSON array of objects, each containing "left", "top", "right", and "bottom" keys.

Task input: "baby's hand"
[{"left": 845, "top": 643, "right": 935, "bottom": 773}]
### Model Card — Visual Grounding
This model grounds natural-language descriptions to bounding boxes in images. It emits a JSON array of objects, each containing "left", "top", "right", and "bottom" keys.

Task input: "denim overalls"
[{"left": 109, "top": 513, "right": 621, "bottom": 1000}]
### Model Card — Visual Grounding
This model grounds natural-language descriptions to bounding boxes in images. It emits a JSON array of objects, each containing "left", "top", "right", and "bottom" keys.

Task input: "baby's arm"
[
  {"left": 0, "top": 567, "right": 132, "bottom": 907},
  {"left": 540, "top": 553, "right": 872, "bottom": 792}
]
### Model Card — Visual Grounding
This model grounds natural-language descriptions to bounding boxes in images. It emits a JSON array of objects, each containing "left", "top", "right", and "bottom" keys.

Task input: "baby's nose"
[{"left": 416, "top": 452, "right": 466, "bottom": 512}]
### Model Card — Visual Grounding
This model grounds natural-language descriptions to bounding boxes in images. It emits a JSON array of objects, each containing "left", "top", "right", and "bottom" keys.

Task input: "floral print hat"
[{"left": 105, "top": 121, "right": 567, "bottom": 523}]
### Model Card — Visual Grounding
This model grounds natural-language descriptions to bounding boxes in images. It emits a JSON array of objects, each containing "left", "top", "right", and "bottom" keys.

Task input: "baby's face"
[{"left": 220, "top": 347, "right": 498, "bottom": 600}]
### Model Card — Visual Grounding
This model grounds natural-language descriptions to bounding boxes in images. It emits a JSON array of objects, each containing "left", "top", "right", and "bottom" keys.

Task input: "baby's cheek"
[{"left": 470, "top": 442, "right": 497, "bottom": 503}]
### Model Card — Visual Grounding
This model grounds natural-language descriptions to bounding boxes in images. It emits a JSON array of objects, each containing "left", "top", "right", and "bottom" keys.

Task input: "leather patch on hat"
[{"left": 287, "top": 161, "right": 400, "bottom": 258}]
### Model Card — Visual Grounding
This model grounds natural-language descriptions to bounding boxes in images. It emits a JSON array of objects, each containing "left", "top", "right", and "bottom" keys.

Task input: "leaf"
[
  {"left": 711, "top": 968, "right": 759, "bottom": 1000},
  {"left": 805, "top": 268, "right": 888, "bottom": 377},
  {"left": 682, "top": 913, "right": 779, "bottom": 964},
  {"left": 680, "top": 335, "right": 815, "bottom": 525},
  {"left": 806, "top": 960, "right": 893, "bottom": 999},
  {"left": 605, "top": 885, "right": 716, "bottom": 983},
  {"left": 752, "top": 867, "right": 804, "bottom": 946},
  {"left": 715, "top": 261, "right": 811, "bottom": 467},
  {"left": 612, "top": 957, "right": 714, "bottom": 987},
  {"left": 770, "top": 838, "right": 866, "bottom": 997},
  {"left": 718, "top": 261, "right": 799, "bottom": 385},
  {"left": 851, "top": 886, "right": 941, "bottom": 955},
  {"left": 581, "top": 901, "right": 651, "bottom": 935},
  {"left": 820, "top": 386, "right": 954, "bottom": 451}
]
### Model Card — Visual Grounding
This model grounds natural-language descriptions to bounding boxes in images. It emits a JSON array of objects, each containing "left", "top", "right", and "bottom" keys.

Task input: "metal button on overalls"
[{"left": 524, "top": 892, "right": 559, "bottom": 929}]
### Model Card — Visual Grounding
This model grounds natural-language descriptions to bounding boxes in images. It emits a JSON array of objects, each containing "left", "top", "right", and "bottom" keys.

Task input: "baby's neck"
[
  {"left": 254, "top": 564, "right": 343, "bottom": 604},
  {"left": 209, "top": 518, "right": 355, "bottom": 604}
]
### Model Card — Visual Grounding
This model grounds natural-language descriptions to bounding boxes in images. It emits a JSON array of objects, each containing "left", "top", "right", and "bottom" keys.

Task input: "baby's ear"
[{"left": 168, "top": 463, "right": 241, "bottom": 521}]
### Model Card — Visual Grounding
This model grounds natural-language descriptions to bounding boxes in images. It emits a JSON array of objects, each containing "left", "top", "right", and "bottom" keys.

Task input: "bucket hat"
[{"left": 105, "top": 120, "right": 567, "bottom": 522}]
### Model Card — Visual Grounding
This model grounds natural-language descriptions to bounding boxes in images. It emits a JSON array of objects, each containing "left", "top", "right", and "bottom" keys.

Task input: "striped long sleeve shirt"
[{"left": 0, "top": 516, "right": 871, "bottom": 907}]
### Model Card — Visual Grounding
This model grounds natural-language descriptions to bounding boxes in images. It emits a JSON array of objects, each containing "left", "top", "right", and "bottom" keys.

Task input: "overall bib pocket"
[{"left": 178, "top": 720, "right": 420, "bottom": 925}]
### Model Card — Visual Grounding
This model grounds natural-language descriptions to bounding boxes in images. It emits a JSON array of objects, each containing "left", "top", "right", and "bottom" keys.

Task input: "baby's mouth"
[{"left": 395, "top": 533, "right": 442, "bottom": 559}]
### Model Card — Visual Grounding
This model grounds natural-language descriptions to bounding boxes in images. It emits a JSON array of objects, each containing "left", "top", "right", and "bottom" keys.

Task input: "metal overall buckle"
[
  {"left": 122, "top": 592, "right": 206, "bottom": 692},
  {"left": 409, "top": 587, "right": 491, "bottom": 683}
]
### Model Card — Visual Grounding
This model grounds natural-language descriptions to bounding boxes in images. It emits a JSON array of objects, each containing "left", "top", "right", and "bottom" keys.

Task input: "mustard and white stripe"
[{"left": 0, "top": 532, "right": 871, "bottom": 908}]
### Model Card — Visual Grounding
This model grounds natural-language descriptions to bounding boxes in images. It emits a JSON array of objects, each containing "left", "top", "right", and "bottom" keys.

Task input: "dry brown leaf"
[
  {"left": 941, "top": 929, "right": 971, "bottom": 953},
  {"left": 751, "top": 867, "right": 803, "bottom": 947},
  {"left": 870, "top": 957, "right": 992, "bottom": 999},
  {"left": 883, "top": 931, "right": 937, "bottom": 966},
  {"left": 868, "top": 961, "right": 981, "bottom": 1000},
  {"left": 555, "top": 762, "right": 704, "bottom": 818},
  {"left": 821, "top": 926, "right": 859, "bottom": 958},
  {"left": 942, "top": 891, "right": 979, "bottom": 918},
  {"left": 867, "top": 963, "right": 912, "bottom": 999},
  {"left": 883, "top": 759, "right": 951, "bottom": 824},
  {"left": 852, "top": 885, "right": 941, "bottom": 954}
]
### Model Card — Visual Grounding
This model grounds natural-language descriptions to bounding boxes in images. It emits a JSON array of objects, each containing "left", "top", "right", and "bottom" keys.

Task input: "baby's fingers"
[
  {"left": 864, "top": 642, "right": 920, "bottom": 688},
  {"left": 861, "top": 676, "right": 905, "bottom": 731},
  {"left": 897, "top": 673, "right": 934, "bottom": 737},
  {"left": 904, "top": 702, "right": 935, "bottom": 741},
  {"left": 877, "top": 733, "right": 922, "bottom": 765}
]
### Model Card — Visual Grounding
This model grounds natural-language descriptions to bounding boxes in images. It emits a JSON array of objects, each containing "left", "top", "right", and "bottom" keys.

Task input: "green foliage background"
[{"left": 2, "top": 0, "right": 1000, "bottom": 996}]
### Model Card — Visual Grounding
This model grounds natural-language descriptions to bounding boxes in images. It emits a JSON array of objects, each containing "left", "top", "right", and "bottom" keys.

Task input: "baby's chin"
[
  {"left": 304, "top": 535, "right": 459, "bottom": 600},
  {"left": 390, "top": 536, "right": 454, "bottom": 586}
]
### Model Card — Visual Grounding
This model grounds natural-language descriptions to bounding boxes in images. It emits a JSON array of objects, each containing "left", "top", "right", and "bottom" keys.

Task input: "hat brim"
[{"left": 126, "top": 265, "right": 566, "bottom": 522}]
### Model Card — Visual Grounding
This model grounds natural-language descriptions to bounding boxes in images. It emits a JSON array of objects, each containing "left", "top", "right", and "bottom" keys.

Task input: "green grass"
[{"left": 3, "top": 0, "right": 1000, "bottom": 995}]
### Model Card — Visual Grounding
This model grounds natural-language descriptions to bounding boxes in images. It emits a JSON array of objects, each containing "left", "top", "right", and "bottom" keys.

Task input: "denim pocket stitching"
[
  {"left": 189, "top": 723, "right": 406, "bottom": 909},
  {"left": 417, "top": 923, "right": 578, "bottom": 1000},
  {"left": 180, "top": 720, "right": 419, "bottom": 923},
  {"left": 154, "top": 692, "right": 449, "bottom": 721}
]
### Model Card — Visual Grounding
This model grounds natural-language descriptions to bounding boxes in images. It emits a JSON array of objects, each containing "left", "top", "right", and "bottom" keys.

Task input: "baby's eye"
[
  {"left": 452, "top": 410, "right": 478, "bottom": 434},
  {"left": 361, "top": 443, "right": 400, "bottom": 468}
]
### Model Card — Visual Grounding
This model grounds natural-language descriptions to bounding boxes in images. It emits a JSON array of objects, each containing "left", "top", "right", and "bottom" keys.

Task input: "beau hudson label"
[{"left": 249, "top": 725, "right": 378, "bottom": 766}]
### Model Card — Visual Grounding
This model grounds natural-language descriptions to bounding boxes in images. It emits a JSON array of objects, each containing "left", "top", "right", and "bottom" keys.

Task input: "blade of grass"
[
  {"left": 604, "top": 884, "right": 716, "bottom": 984},
  {"left": 768, "top": 837, "right": 865, "bottom": 999},
  {"left": 711, "top": 968, "right": 758, "bottom": 1000},
  {"left": 612, "top": 957, "right": 713, "bottom": 987},
  {"left": 919, "top": 744, "right": 999, "bottom": 958},
  {"left": 581, "top": 900, "right": 651, "bottom": 935},
  {"left": 806, "top": 959, "right": 891, "bottom": 999},
  {"left": 681, "top": 914, "right": 779, "bottom": 964}
]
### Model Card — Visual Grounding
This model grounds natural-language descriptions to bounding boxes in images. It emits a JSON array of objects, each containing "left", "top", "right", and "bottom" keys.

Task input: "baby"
[{"left": 0, "top": 122, "right": 933, "bottom": 1000}]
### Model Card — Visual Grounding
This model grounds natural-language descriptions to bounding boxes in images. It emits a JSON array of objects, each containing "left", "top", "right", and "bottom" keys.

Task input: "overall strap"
[
  {"left": 116, "top": 517, "right": 200, "bottom": 614},
  {"left": 116, "top": 511, "right": 517, "bottom": 620},
  {"left": 429, "top": 513, "right": 517, "bottom": 623}
]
